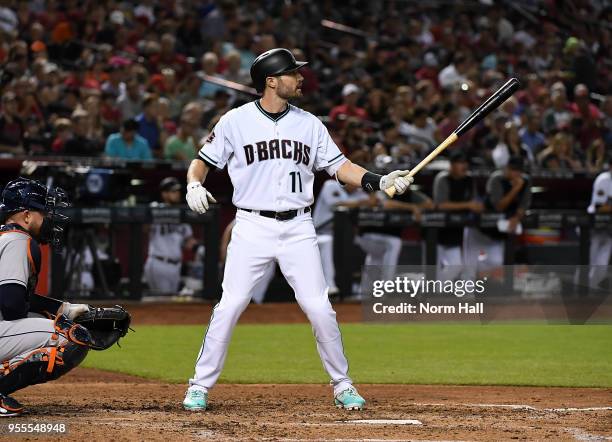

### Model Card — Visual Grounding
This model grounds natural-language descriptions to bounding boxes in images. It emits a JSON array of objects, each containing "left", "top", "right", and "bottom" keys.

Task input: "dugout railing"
[
  {"left": 51, "top": 206, "right": 220, "bottom": 301},
  {"left": 333, "top": 208, "right": 612, "bottom": 299}
]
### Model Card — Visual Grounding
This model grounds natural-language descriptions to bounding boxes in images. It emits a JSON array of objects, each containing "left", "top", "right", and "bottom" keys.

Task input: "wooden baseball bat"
[{"left": 384, "top": 78, "right": 521, "bottom": 197}]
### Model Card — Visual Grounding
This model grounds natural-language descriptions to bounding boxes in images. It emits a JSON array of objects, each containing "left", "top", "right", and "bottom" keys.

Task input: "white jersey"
[
  {"left": 588, "top": 170, "right": 612, "bottom": 214},
  {"left": 198, "top": 101, "right": 347, "bottom": 211},
  {"left": 313, "top": 180, "right": 367, "bottom": 234}
]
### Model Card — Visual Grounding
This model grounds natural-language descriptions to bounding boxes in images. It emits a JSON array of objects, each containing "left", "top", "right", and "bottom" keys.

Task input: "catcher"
[{"left": 0, "top": 178, "right": 131, "bottom": 417}]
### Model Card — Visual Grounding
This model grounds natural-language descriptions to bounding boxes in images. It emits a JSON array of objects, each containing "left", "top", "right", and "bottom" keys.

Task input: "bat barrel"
[{"left": 455, "top": 78, "right": 521, "bottom": 136}]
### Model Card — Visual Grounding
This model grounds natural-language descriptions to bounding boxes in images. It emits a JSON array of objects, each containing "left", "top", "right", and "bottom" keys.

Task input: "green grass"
[{"left": 82, "top": 324, "right": 612, "bottom": 387}]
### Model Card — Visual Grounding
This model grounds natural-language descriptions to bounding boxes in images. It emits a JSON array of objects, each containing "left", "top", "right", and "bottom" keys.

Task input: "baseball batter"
[
  {"left": 183, "top": 48, "right": 413, "bottom": 411},
  {"left": 587, "top": 161, "right": 612, "bottom": 287}
]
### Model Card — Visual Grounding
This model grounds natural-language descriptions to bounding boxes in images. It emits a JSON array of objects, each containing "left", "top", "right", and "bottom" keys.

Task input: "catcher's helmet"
[
  {"left": 250, "top": 48, "right": 308, "bottom": 93},
  {"left": 0, "top": 177, "right": 70, "bottom": 247}
]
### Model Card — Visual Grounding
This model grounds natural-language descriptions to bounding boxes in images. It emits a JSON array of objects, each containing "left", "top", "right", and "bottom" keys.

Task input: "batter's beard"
[{"left": 276, "top": 82, "right": 302, "bottom": 100}]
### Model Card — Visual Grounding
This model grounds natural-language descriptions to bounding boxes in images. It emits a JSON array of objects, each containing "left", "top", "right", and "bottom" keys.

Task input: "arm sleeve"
[
  {"left": 313, "top": 119, "right": 347, "bottom": 176},
  {"left": 433, "top": 173, "right": 449, "bottom": 204},
  {"left": 0, "top": 283, "right": 28, "bottom": 320},
  {"left": 28, "top": 293, "right": 64, "bottom": 316},
  {"left": 197, "top": 114, "right": 233, "bottom": 169}
]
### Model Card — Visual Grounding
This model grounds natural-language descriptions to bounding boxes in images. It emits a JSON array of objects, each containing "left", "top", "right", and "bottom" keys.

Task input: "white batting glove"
[
  {"left": 186, "top": 182, "right": 217, "bottom": 214},
  {"left": 380, "top": 170, "right": 414, "bottom": 195}
]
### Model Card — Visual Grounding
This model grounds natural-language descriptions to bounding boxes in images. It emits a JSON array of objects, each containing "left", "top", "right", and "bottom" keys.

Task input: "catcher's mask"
[{"left": 0, "top": 177, "right": 70, "bottom": 248}]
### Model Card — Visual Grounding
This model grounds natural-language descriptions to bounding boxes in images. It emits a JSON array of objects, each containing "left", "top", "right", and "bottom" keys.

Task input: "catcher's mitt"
[{"left": 73, "top": 305, "right": 132, "bottom": 350}]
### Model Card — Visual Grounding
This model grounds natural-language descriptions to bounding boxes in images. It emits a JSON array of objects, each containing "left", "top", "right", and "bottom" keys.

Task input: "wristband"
[{"left": 361, "top": 171, "right": 383, "bottom": 192}]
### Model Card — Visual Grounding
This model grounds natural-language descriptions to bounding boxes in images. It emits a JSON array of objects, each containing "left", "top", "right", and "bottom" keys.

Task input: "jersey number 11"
[{"left": 290, "top": 171, "right": 303, "bottom": 193}]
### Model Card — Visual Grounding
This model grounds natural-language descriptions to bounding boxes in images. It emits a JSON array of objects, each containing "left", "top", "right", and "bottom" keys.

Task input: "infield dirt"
[{"left": 8, "top": 303, "right": 612, "bottom": 441}]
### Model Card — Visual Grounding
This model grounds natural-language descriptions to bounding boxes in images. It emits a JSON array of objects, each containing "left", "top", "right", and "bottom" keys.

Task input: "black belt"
[
  {"left": 152, "top": 255, "right": 181, "bottom": 265},
  {"left": 241, "top": 207, "right": 310, "bottom": 221}
]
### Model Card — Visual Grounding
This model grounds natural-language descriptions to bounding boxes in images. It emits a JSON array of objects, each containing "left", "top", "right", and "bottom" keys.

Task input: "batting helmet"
[
  {"left": 0, "top": 177, "right": 70, "bottom": 247},
  {"left": 250, "top": 48, "right": 308, "bottom": 93}
]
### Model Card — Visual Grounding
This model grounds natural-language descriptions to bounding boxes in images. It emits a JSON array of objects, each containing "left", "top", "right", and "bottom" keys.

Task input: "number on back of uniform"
[{"left": 290, "top": 171, "right": 303, "bottom": 193}]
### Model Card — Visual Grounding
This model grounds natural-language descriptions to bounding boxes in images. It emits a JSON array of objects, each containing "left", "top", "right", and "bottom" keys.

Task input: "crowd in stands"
[{"left": 0, "top": 0, "right": 610, "bottom": 173}]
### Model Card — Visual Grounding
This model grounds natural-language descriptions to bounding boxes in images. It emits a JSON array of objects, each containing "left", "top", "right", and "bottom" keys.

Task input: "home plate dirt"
[{"left": 7, "top": 368, "right": 612, "bottom": 441}]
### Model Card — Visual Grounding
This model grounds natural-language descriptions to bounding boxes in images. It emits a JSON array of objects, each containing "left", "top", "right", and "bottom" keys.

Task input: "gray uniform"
[
  {"left": 143, "top": 205, "right": 193, "bottom": 294},
  {"left": 0, "top": 229, "right": 68, "bottom": 372}
]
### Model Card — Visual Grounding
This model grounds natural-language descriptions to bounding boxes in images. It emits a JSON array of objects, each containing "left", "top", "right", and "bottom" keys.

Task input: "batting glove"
[
  {"left": 380, "top": 170, "right": 414, "bottom": 195},
  {"left": 186, "top": 182, "right": 217, "bottom": 214}
]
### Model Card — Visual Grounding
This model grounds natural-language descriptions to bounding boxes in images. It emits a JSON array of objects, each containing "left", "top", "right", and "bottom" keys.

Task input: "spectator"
[
  {"left": 223, "top": 50, "right": 250, "bottom": 85},
  {"left": 50, "top": 118, "right": 72, "bottom": 154},
  {"left": 22, "top": 117, "right": 49, "bottom": 155},
  {"left": 329, "top": 84, "right": 368, "bottom": 127},
  {"left": 585, "top": 138, "right": 607, "bottom": 174},
  {"left": 64, "top": 109, "right": 101, "bottom": 156},
  {"left": 117, "top": 79, "right": 143, "bottom": 121},
  {"left": 492, "top": 122, "right": 532, "bottom": 168},
  {"left": 519, "top": 111, "right": 546, "bottom": 156},
  {"left": 105, "top": 118, "right": 152, "bottom": 160},
  {"left": 201, "top": 90, "right": 231, "bottom": 130},
  {"left": 364, "top": 89, "right": 388, "bottom": 123},
  {"left": 537, "top": 132, "right": 583, "bottom": 171},
  {"left": 543, "top": 90, "right": 572, "bottom": 134},
  {"left": 438, "top": 53, "right": 469, "bottom": 90},
  {"left": 399, "top": 106, "right": 439, "bottom": 155},
  {"left": 0, "top": 92, "right": 24, "bottom": 155},
  {"left": 570, "top": 84, "right": 603, "bottom": 150},
  {"left": 136, "top": 95, "right": 160, "bottom": 152},
  {"left": 164, "top": 116, "right": 197, "bottom": 161},
  {"left": 198, "top": 52, "right": 224, "bottom": 98}
]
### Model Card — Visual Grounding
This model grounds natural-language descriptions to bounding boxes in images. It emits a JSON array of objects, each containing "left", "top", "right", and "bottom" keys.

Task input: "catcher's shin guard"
[{"left": 0, "top": 342, "right": 89, "bottom": 396}]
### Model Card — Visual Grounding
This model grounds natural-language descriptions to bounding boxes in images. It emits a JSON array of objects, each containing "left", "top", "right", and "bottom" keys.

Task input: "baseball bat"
[{"left": 384, "top": 77, "right": 521, "bottom": 197}]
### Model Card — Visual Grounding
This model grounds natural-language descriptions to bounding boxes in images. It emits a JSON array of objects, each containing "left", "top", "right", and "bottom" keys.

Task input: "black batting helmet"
[
  {"left": 250, "top": 48, "right": 308, "bottom": 93},
  {"left": 0, "top": 177, "right": 70, "bottom": 247}
]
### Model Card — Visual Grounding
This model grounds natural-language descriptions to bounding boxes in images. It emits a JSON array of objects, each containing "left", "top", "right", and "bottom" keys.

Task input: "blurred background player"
[
  {"left": 356, "top": 185, "right": 433, "bottom": 283},
  {"left": 587, "top": 158, "right": 612, "bottom": 287},
  {"left": 144, "top": 177, "right": 198, "bottom": 295},
  {"left": 433, "top": 149, "right": 483, "bottom": 279},
  {"left": 464, "top": 156, "right": 531, "bottom": 271},
  {"left": 313, "top": 179, "right": 369, "bottom": 294}
]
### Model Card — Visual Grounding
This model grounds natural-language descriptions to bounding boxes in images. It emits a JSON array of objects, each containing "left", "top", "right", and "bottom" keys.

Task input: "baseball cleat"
[
  {"left": 183, "top": 388, "right": 208, "bottom": 411},
  {"left": 334, "top": 386, "right": 365, "bottom": 410},
  {"left": 0, "top": 394, "right": 24, "bottom": 417}
]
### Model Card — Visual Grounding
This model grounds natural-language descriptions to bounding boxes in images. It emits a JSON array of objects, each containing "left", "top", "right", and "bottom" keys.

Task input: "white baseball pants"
[
  {"left": 589, "top": 231, "right": 612, "bottom": 287},
  {"left": 189, "top": 210, "right": 353, "bottom": 395}
]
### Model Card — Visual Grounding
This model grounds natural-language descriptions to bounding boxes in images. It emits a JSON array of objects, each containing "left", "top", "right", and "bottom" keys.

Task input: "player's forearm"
[
  {"left": 336, "top": 160, "right": 368, "bottom": 187},
  {"left": 187, "top": 159, "right": 210, "bottom": 184}
]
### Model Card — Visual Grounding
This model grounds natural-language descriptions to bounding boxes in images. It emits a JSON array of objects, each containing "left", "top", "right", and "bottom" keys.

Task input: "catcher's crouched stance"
[{"left": 0, "top": 178, "right": 131, "bottom": 417}]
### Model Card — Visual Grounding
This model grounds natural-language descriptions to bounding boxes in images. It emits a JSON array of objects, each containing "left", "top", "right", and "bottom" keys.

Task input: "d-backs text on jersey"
[{"left": 244, "top": 139, "right": 311, "bottom": 166}]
